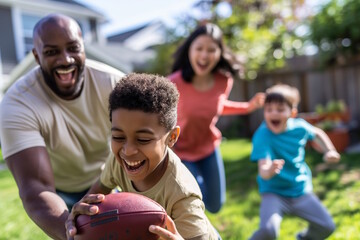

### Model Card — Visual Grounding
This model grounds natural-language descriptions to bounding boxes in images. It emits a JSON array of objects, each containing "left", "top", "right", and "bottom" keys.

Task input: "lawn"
[{"left": 1, "top": 139, "right": 360, "bottom": 239}]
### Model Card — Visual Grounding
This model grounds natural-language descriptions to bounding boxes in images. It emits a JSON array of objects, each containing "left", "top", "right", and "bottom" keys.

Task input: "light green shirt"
[
  {"left": 101, "top": 148, "right": 218, "bottom": 240},
  {"left": 0, "top": 59, "right": 125, "bottom": 192}
]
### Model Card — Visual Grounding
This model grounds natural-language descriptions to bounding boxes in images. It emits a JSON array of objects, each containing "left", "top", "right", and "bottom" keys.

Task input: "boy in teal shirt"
[{"left": 250, "top": 84, "right": 340, "bottom": 240}]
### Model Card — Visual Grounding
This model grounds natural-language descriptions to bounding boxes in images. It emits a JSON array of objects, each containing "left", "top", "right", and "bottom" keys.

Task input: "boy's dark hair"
[
  {"left": 265, "top": 84, "right": 300, "bottom": 108},
  {"left": 171, "top": 23, "right": 242, "bottom": 82},
  {"left": 109, "top": 73, "right": 179, "bottom": 131}
]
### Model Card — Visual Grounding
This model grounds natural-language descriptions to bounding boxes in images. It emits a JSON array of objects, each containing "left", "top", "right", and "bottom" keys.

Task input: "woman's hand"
[
  {"left": 149, "top": 215, "right": 184, "bottom": 240},
  {"left": 65, "top": 194, "right": 105, "bottom": 240},
  {"left": 249, "top": 92, "right": 265, "bottom": 112}
]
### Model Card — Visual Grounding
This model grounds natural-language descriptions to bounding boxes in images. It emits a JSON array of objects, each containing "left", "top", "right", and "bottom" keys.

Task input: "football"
[{"left": 75, "top": 192, "right": 167, "bottom": 240}]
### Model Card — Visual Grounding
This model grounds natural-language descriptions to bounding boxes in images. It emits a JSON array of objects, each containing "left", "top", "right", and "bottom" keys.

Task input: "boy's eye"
[
  {"left": 138, "top": 139, "right": 151, "bottom": 144},
  {"left": 112, "top": 136, "right": 125, "bottom": 141}
]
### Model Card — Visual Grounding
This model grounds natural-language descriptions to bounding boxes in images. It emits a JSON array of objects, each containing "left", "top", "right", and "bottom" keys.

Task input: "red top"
[{"left": 169, "top": 71, "right": 251, "bottom": 161}]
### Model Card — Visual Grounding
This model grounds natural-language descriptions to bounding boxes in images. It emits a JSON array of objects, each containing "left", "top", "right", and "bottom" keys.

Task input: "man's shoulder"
[
  {"left": 85, "top": 59, "right": 125, "bottom": 78},
  {"left": 3, "top": 67, "right": 42, "bottom": 99}
]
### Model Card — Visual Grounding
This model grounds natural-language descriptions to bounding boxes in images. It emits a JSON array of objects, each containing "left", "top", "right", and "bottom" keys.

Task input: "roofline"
[{"left": 0, "top": 0, "right": 107, "bottom": 22}]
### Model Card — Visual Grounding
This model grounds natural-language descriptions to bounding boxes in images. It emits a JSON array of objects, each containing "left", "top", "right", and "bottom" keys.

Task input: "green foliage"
[
  {"left": 147, "top": 0, "right": 309, "bottom": 80},
  {"left": 144, "top": 42, "right": 177, "bottom": 77},
  {"left": 310, "top": 0, "right": 360, "bottom": 65},
  {"left": 215, "top": 1, "right": 294, "bottom": 79},
  {"left": 315, "top": 99, "right": 347, "bottom": 115}
]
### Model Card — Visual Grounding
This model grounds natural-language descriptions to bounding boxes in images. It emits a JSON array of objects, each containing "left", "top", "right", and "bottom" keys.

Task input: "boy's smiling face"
[
  {"left": 111, "top": 109, "right": 178, "bottom": 191},
  {"left": 264, "top": 102, "right": 293, "bottom": 134}
]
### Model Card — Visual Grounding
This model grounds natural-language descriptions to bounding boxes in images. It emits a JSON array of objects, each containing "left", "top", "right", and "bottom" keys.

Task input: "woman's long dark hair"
[{"left": 171, "top": 23, "right": 241, "bottom": 83}]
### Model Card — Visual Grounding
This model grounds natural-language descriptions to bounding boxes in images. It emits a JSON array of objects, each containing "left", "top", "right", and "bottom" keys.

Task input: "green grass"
[
  {"left": 0, "top": 170, "right": 50, "bottom": 240},
  {"left": 1, "top": 139, "right": 360, "bottom": 239}
]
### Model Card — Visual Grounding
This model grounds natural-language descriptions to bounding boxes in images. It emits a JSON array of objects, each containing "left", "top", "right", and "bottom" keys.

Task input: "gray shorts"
[{"left": 249, "top": 193, "right": 335, "bottom": 240}]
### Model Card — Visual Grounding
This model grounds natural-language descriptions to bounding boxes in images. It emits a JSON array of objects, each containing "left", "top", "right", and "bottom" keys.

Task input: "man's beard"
[{"left": 41, "top": 64, "right": 85, "bottom": 100}]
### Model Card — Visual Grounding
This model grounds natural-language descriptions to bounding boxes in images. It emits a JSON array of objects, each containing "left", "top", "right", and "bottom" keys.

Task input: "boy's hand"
[
  {"left": 323, "top": 150, "right": 341, "bottom": 163},
  {"left": 259, "top": 159, "right": 285, "bottom": 179},
  {"left": 65, "top": 194, "right": 105, "bottom": 240},
  {"left": 149, "top": 215, "right": 184, "bottom": 240},
  {"left": 270, "top": 159, "right": 285, "bottom": 175}
]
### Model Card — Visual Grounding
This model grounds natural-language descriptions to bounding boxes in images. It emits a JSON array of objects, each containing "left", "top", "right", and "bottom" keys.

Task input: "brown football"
[{"left": 75, "top": 192, "right": 167, "bottom": 240}]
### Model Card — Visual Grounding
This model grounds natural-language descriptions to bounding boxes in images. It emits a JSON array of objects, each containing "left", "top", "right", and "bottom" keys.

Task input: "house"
[
  {"left": 107, "top": 20, "right": 167, "bottom": 71},
  {"left": 108, "top": 20, "right": 167, "bottom": 51},
  {"left": 0, "top": 0, "right": 156, "bottom": 98}
]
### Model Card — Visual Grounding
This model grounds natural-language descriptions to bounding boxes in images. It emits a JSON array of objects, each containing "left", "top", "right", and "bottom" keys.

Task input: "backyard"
[{"left": 1, "top": 139, "right": 360, "bottom": 239}]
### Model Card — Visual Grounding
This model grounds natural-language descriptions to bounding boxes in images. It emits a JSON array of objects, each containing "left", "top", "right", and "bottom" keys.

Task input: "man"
[{"left": 0, "top": 14, "right": 124, "bottom": 239}]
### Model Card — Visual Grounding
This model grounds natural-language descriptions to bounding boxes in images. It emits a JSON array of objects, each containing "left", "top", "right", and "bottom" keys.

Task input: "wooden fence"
[{"left": 218, "top": 56, "right": 360, "bottom": 137}]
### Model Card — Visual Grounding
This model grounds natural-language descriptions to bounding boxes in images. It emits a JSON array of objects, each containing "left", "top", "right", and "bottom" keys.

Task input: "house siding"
[{"left": 0, "top": 5, "right": 17, "bottom": 73}]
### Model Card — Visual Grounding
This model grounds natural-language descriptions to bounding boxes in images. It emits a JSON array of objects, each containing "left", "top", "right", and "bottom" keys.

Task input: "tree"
[
  {"left": 147, "top": 0, "right": 311, "bottom": 79},
  {"left": 310, "top": 0, "right": 360, "bottom": 66}
]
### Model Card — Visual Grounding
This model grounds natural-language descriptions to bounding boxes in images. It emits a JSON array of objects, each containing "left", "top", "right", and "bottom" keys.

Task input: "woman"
[{"left": 168, "top": 23, "right": 264, "bottom": 213}]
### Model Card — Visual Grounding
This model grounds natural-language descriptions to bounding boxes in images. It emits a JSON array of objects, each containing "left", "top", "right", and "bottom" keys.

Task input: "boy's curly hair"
[{"left": 109, "top": 73, "right": 179, "bottom": 131}]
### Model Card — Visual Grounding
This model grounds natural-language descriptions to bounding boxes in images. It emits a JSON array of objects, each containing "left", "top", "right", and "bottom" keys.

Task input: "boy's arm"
[
  {"left": 312, "top": 127, "right": 341, "bottom": 163},
  {"left": 258, "top": 159, "right": 285, "bottom": 180}
]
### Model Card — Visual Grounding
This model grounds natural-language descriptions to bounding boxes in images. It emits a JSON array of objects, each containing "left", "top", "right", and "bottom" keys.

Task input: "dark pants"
[
  {"left": 56, "top": 188, "right": 90, "bottom": 211},
  {"left": 181, "top": 147, "right": 226, "bottom": 213}
]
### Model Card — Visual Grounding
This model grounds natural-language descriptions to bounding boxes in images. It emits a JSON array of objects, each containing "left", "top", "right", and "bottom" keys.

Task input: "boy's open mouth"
[
  {"left": 123, "top": 158, "right": 146, "bottom": 171},
  {"left": 271, "top": 120, "right": 281, "bottom": 127}
]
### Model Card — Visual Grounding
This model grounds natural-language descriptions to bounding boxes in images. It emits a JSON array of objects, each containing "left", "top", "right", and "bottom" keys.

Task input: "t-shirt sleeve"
[
  {"left": 221, "top": 100, "right": 250, "bottom": 115},
  {"left": 298, "top": 118, "right": 316, "bottom": 140},
  {"left": 250, "top": 125, "right": 271, "bottom": 162},
  {"left": 99, "top": 154, "right": 118, "bottom": 190},
  {"left": 0, "top": 98, "right": 45, "bottom": 159},
  {"left": 171, "top": 196, "right": 211, "bottom": 239}
]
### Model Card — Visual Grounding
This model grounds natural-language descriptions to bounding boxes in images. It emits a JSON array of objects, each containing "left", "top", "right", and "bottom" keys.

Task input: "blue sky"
[{"left": 76, "top": 0, "right": 200, "bottom": 35}]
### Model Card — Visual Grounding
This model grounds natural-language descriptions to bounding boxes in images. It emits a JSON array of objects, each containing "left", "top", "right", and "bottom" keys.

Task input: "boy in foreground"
[
  {"left": 249, "top": 84, "right": 340, "bottom": 240},
  {"left": 65, "top": 73, "right": 219, "bottom": 240}
]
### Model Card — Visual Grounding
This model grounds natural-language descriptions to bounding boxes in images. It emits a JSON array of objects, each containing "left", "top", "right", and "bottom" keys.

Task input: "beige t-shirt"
[
  {"left": 100, "top": 148, "right": 218, "bottom": 240},
  {"left": 0, "top": 59, "right": 125, "bottom": 192}
]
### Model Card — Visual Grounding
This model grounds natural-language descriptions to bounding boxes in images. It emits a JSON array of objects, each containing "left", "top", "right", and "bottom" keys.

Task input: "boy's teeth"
[{"left": 125, "top": 159, "right": 142, "bottom": 166}]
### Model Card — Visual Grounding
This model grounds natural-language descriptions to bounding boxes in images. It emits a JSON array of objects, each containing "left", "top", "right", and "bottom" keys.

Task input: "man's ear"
[
  {"left": 32, "top": 48, "right": 40, "bottom": 65},
  {"left": 291, "top": 108, "right": 298, "bottom": 118},
  {"left": 167, "top": 126, "right": 180, "bottom": 147}
]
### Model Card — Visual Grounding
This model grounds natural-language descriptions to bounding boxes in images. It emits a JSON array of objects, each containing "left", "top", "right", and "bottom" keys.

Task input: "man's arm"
[{"left": 6, "top": 146, "right": 69, "bottom": 240}]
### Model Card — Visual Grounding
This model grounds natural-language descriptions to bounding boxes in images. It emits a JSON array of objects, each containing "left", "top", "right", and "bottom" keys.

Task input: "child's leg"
[
  {"left": 249, "top": 193, "right": 285, "bottom": 240},
  {"left": 291, "top": 193, "right": 335, "bottom": 239}
]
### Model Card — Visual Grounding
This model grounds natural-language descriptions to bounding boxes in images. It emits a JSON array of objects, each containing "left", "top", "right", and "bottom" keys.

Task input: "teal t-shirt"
[{"left": 251, "top": 118, "right": 315, "bottom": 197}]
